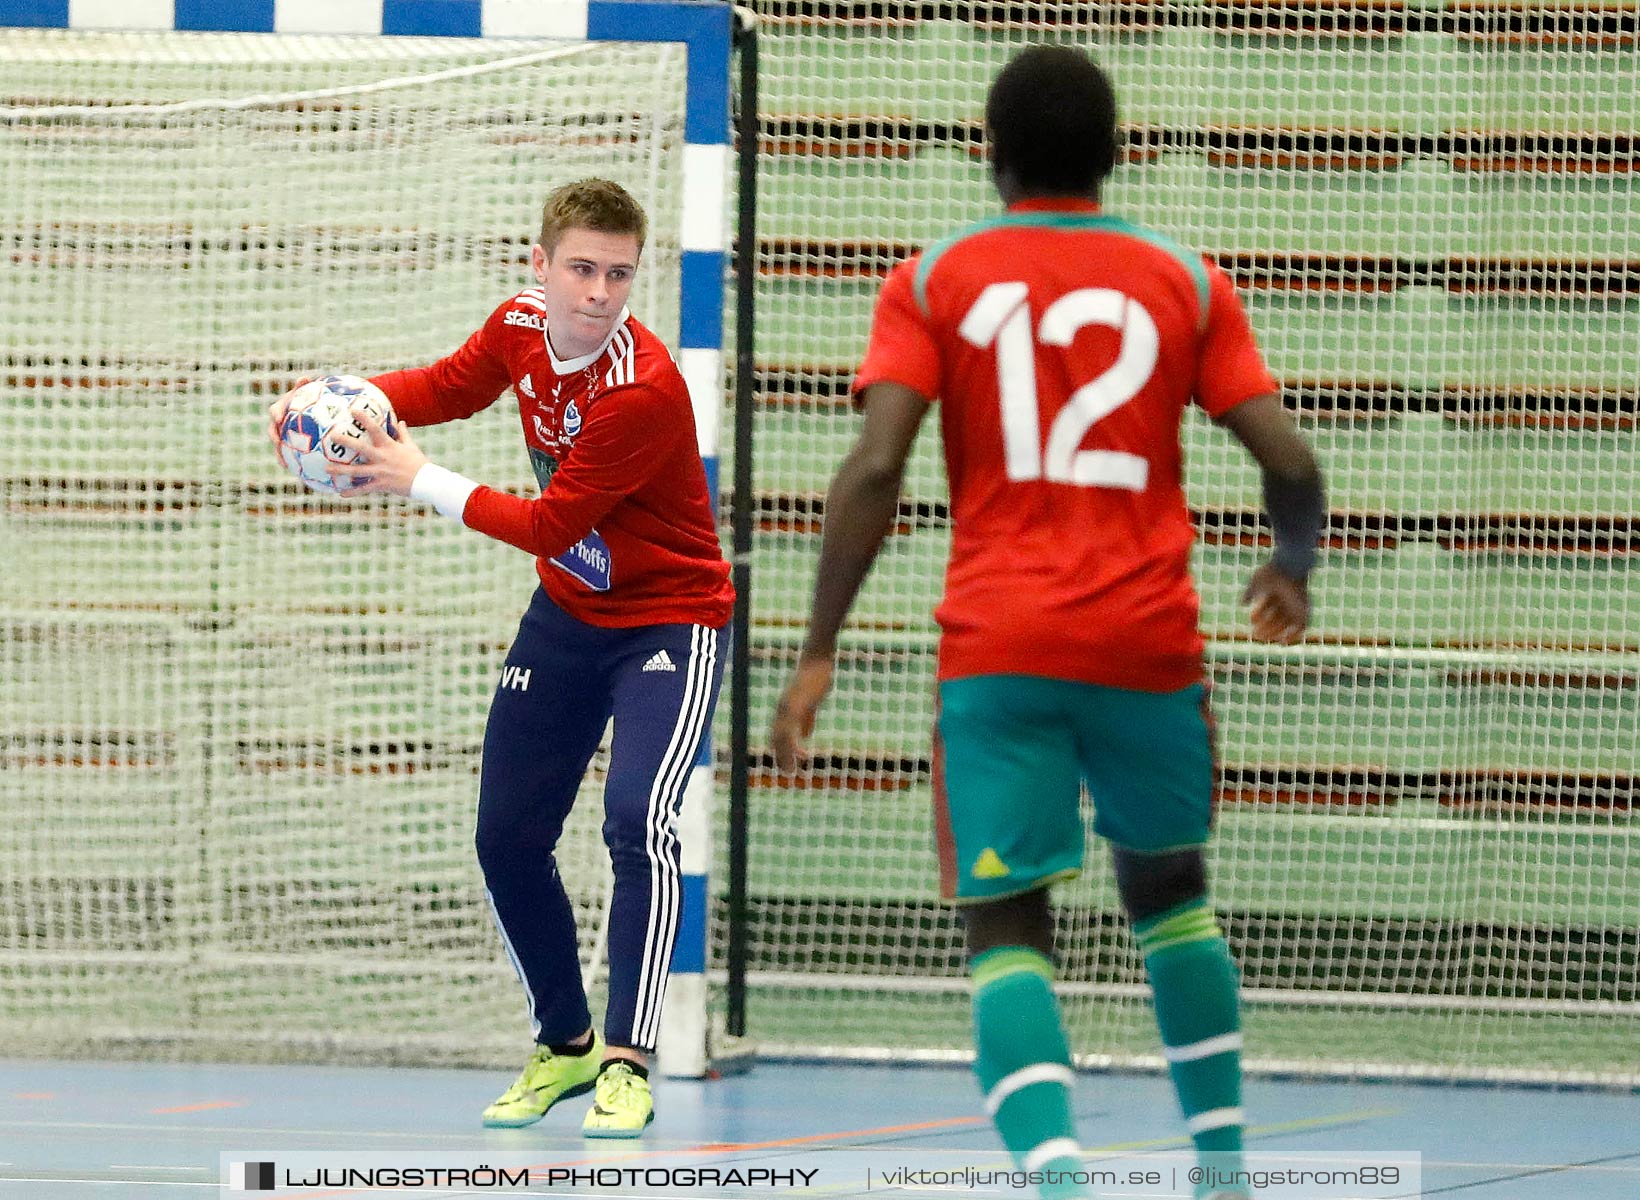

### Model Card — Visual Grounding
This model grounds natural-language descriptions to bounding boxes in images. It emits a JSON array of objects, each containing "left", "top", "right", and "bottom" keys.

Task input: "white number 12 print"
[{"left": 957, "top": 281, "right": 1158, "bottom": 490}]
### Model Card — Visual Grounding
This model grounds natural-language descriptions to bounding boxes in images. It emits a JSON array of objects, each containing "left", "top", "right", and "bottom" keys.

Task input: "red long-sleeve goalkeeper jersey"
[{"left": 372, "top": 292, "right": 734, "bottom": 630}]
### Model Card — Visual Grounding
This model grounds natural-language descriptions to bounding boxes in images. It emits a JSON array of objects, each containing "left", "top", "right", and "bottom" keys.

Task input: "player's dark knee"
[
  {"left": 474, "top": 803, "right": 565, "bottom": 881},
  {"left": 1111, "top": 846, "right": 1207, "bottom": 923},
  {"left": 961, "top": 888, "right": 1054, "bottom": 960},
  {"left": 473, "top": 820, "right": 529, "bottom": 880},
  {"left": 600, "top": 798, "right": 665, "bottom": 866}
]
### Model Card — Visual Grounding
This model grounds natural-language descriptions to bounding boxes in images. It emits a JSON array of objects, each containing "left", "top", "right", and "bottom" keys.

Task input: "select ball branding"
[{"left": 278, "top": 375, "right": 399, "bottom": 495}]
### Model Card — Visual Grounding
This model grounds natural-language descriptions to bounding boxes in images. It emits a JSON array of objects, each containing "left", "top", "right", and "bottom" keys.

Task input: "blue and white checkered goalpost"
[{"left": 0, "top": 0, "right": 732, "bottom": 1077}]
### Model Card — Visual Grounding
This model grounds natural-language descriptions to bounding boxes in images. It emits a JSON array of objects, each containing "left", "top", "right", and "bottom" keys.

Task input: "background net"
[
  {"left": 4, "top": 8, "right": 1637, "bottom": 1087},
  {"left": 727, "top": 1, "right": 1640, "bottom": 1085},
  {"left": 0, "top": 28, "right": 686, "bottom": 1063}
]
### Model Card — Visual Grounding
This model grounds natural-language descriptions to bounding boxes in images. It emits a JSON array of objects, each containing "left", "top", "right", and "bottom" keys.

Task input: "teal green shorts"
[{"left": 933, "top": 674, "right": 1216, "bottom": 903}]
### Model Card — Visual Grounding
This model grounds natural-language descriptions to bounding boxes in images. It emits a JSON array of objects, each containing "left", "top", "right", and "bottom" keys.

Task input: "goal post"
[{"left": 0, "top": 0, "right": 732, "bottom": 1077}]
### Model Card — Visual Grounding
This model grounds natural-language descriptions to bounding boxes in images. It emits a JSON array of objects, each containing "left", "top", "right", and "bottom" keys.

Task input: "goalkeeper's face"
[{"left": 532, "top": 228, "right": 641, "bottom": 360}]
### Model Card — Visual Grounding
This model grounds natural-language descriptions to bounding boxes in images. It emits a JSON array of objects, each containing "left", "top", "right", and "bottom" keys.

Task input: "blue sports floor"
[{"left": 0, "top": 1057, "right": 1636, "bottom": 1198}]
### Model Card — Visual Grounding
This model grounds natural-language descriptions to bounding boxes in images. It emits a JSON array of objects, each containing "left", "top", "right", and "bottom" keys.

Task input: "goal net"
[
  {"left": 0, "top": 27, "right": 686, "bottom": 1063},
  {"left": 732, "top": 3, "right": 1640, "bottom": 1085}
]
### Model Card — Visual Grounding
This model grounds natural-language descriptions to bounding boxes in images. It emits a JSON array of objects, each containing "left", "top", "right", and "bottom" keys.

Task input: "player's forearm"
[
  {"left": 410, "top": 473, "right": 616, "bottom": 561},
  {"left": 1219, "top": 394, "right": 1327, "bottom": 581},
  {"left": 803, "top": 452, "right": 903, "bottom": 656},
  {"left": 1264, "top": 464, "right": 1326, "bottom": 580},
  {"left": 409, "top": 462, "right": 481, "bottom": 519},
  {"left": 463, "top": 486, "right": 616, "bottom": 560}
]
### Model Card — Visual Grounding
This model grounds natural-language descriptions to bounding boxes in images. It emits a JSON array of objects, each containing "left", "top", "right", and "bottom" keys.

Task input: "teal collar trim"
[{"left": 912, "top": 213, "right": 1209, "bottom": 329}]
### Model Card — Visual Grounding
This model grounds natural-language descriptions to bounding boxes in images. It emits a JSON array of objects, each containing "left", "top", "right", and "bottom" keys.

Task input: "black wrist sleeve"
[{"left": 1265, "top": 469, "right": 1326, "bottom": 580}]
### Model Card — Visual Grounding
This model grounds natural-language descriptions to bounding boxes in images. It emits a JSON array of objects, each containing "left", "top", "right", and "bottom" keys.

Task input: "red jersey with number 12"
[{"left": 853, "top": 198, "right": 1276, "bottom": 691}]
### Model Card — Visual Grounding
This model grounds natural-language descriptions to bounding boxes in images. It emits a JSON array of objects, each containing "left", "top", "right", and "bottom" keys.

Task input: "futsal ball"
[{"left": 277, "top": 375, "right": 398, "bottom": 495}]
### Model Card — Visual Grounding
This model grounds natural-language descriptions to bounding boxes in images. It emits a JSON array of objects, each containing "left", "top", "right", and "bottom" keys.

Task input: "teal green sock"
[
  {"left": 971, "top": 947, "right": 1090, "bottom": 1200},
  {"left": 1133, "top": 899, "right": 1246, "bottom": 1196}
]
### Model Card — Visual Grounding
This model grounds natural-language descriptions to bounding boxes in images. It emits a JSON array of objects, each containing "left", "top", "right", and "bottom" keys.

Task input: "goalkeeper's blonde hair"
[{"left": 538, "top": 178, "right": 647, "bottom": 258}]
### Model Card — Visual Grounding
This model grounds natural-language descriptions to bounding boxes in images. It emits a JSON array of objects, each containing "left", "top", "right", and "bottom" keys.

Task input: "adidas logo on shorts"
[{"left": 642, "top": 650, "right": 677, "bottom": 673}]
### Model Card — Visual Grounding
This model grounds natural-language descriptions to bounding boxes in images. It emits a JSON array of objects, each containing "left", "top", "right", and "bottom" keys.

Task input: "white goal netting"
[
  {"left": 729, "top": 2, "right": 1640, "bottom": 1085},
  {"left": 6, "top": 9, "right": 1639, "bottom": 1088},
  {"left": 0, "top": 28, "right": 686, "bottom": 1063}
]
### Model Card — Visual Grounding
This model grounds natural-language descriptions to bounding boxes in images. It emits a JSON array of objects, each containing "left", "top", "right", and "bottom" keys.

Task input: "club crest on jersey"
[
  {"left": 518, "top": 373, "right": 535, "bottom": 399},
  {"left": 564, "top": 399, "right": 582, "bottom": 437}
]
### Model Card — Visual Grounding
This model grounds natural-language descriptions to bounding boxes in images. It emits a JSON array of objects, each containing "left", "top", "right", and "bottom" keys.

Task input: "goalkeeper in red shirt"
[
  {"left": 771, "top": 48, "right": 1323, "bottom": 1200},
  {"left": 267, "top": 179, "right": 733, "bottom": 1138}
]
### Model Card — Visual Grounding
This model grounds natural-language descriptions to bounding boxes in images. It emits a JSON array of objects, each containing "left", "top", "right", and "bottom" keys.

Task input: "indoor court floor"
[{"left": 1, "top": 1057, "right": 1636, "bottom": 1198}]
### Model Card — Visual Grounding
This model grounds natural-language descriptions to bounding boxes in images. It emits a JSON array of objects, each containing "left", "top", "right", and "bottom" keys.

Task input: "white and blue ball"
[{"left": 277, "top": 375, "right": 398, "bottom": 494}]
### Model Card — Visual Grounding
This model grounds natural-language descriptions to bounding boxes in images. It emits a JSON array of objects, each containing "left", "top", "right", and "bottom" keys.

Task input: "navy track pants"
[{"left": 475, "top": 587, "right": 726, "bottom": 1052}]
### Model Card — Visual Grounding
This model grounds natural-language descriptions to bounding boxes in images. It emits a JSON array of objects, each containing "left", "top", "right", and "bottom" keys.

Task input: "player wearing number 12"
[{"left": 771, "top": 47, "right": 1325, "bottom": 1200}]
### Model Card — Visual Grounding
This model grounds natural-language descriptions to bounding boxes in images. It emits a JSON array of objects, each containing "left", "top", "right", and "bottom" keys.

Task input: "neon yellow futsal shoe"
[
  {"left": 581, "top": 1061, "right": 654, "bottom": 1138},
  {"left": 481, "top": 1035, "right": 603, "bottom": 1128}
]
